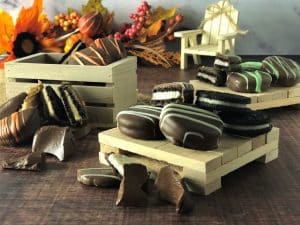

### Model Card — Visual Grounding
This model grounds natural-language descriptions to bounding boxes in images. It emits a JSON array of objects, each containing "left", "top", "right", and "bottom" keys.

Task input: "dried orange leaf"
[
  {"left": 82, "top": 0, "right": 108, "bottom": 15},
  {"left": 146, "top": 20, "right": 162, "bottom": 37},
  {"left": 152, "top": 7, "right": 176, "bottom": 22}
]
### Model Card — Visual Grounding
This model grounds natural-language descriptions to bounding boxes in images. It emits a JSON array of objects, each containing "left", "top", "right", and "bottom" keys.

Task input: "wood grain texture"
[{"left": 0, "top": 66, "right": 300, "bottom": 225}]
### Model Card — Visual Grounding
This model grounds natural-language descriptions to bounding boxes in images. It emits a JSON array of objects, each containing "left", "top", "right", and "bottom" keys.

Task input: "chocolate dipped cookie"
[
  {"left": 0, "top": 92, "right": 27, "bottom": 119},
  {"left": 160, "top": 103, "right": 223, "bottom": 150},
  {"left": 214, "top": 53, "right": 242, "bottom": 72},
  {"left": 197, "top": 66, "right": 227, "bottom": 86},
  {"left": 195, "top": 90, "right": 251, "bottom": 112},
  {"left": 92, "top": 37, "right": 127, "bottom": 61},
  {"left": 59, "top": 84, "right": 88, "bottom": 128},
  {"left": 262, "top": 56, "right": 300, "bottom": 86},
  {"left": 226, "top": 70, "right": 272, "bottom": 93},
  {"left": 152, "top": 82, "right": 194, "bottom": 106},
  {"left": 116, "top": 105, "right": 164, "bottom": 140},
  {"left": 41, "top": 85, "right": 68, "bottom": 124},
  {"left": 219, "top": 110, "right": 272, "bottom": 137},
  {"left": 0, "top": 108, "right": 41, "bottom": 146},
  {"left": 67, "top": 46, "right": 113, "bottom": 66}
]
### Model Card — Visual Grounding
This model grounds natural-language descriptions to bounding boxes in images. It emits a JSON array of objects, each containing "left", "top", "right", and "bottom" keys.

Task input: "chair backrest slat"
[{"left": 201, "top": 0, "right": 239, "bottom": 48}]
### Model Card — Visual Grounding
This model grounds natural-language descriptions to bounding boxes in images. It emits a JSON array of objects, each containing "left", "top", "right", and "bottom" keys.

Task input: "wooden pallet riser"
[
  {"left": 98, "top": 127, "right": 280, "bottom": 195},
  {"left": 190, "top": 80, "right": 300, "bottom": 110},
  {"left": 4, "top": 53, "right": 138, "bottom": 128}
]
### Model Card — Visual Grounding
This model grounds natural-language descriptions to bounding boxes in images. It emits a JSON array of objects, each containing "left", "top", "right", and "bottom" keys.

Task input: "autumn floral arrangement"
[{"left": 0, "top": 0, "right": 183, "bottom": 68}]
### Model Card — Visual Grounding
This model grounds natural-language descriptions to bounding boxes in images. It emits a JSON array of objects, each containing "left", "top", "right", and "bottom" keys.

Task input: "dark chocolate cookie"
[
  {"left": 160, "top": 103, "right": 223, "bottom": 150},
  {"left": 195, "top": 90, "right": 251, "bottom": 112},
  {"left": 59, "top": 84, "right": 88, "bottom": 128},
  {"left": 226, "top": 70, "right": 272, "bottom": 93},
  {"left": 262, "top": 56, "right": 300, "bottom": 87},
  {"left": 116, "top": 105, "right": 164, "bottom": 140},
  {"left": 197, "top": 66, "right": 227, "bottom": 86},
  {"left": 152, "top": 82, "right": 194, "bottom": 106},
  {"left": 0, "top": 92, "right": 27, "bottom": 120},
  {"left": 219, "top": 110, "right": 272, "bottom": 137},
  {"left": 40, "top": 86, "right": 68, "bottom": 124}
]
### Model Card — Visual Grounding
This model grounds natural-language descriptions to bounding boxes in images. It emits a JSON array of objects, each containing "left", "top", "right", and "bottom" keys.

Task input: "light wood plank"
[
  {"left": 99, "top": 128, "right": 222, "bottom": 173},
  {"left": 5, "top": 53, "right": 137, "bottom": 83},
  {"left": 190, "top": 80, "right": 300, "bottom": 110},
  {"left": 252, "top": 134, "right": 266, "bottom": 149},
  {"left": 288, "top": 83, "right": 300, "bottom": 97}
]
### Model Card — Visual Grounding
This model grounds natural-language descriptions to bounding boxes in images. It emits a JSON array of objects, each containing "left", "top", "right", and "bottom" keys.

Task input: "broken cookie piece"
[
  {"left": 1, "top": 152, "right": 45, "bottom": 171},
  {"left": 32, "top": 126, "right": 75, "bottom": 161},
  {"left": 155, "top": 166, "right": 194, "bottom": 214},
  {"left": 77, "top": 167, "right": 121, "bottom": 188},
  {"left": 107, "top": 154, "right": 148, "bottom": 207}
]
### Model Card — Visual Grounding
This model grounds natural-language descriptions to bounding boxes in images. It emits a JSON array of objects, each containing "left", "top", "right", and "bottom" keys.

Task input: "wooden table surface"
[{"left": 1, "top": 66, "right": 300, "bottom": 225}]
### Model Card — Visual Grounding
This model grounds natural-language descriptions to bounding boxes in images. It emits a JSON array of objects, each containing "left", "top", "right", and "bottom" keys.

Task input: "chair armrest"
[
  {"left": 174, "top": 29, "right": 204, "bottom": 38},
  {"left": 218, "top": 30, "right": 248, "bottom": 40}
]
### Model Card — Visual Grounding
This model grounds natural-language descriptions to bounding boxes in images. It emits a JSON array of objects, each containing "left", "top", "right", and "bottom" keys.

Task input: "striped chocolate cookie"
[
  {"left": 160, "top": 103, "right": 223, "bottom": 150},
  {"left": 226, "top": 70, "right": 272, "bottom": 93},
  {"left": 116, "top": 105, "right": 164, "bottom": 140},
  {"left": 262, "top": 56, "right": 300, "bottom": 87}
]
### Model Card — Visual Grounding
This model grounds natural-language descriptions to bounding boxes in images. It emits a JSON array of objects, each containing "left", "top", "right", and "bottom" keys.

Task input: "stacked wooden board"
[
  {"left": 98, "top": 127, "right": 279, "bottom": 195},
  {"left": 190, "top": 80, "right": 300, "bottom": 110},
  {"left": 4, "top": 53, "right": 137, "bottom": 128}
]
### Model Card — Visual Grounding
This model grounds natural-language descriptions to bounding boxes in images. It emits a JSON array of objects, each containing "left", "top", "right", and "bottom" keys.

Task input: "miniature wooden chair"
[{"left": 174, "top": 0, "right": 247, "bottom": 69}]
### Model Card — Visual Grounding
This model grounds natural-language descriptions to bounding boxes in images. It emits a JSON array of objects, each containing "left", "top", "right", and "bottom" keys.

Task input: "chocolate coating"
[
  {"left": 59, "top": 84, "right": 88, "bottom": 128},
  {"left": 40, "top": 86, "right": 68, "bottom": 125},
  {"left": 262, "top": 56, "right": 300, "bottom": 86},
  {"left": 160, "top": 103, "right": 223, "bottom": 150},
  {"left": 77, "top": 167, "right": 121, "bottom": 188},
  {"left": 226, "top": 70, "right": 272, "bottom": 93},
  {"left": 32, "top": 126, "right": 75, "bottom": 161},
  {"left": 197, "top": 66, "right": 227, "bottom": 86},
  {"left": 155, "top": 166, "right": 193, "bottom": 214},
  {"left": 67, "top": 46, "right": 113, "bottom": 66},
  {"left": 0, "top": 108, "right": 41, "bottom": 146},
  {"left": 195, "top": 90, "right": 251, "bottom": 112},
  {"left": 117, "top": 105, "right": 163, "bottom": 140},
  {"left": 215, "top": 53, "right": 242, "bottom": 64},
  {"left": 1, "top": 152, "right": 45, "bottom": 171},
  {"left": 219, "top": 110, "right": 272, "bottom": 137},
  {"left": 0, "top": 92, "right": 27, "bottom": 120}
]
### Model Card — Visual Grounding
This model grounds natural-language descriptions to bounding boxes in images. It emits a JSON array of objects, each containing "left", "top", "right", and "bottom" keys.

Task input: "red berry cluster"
[{"left": 113, "top": 1, "right": 151, "bottom": 40}]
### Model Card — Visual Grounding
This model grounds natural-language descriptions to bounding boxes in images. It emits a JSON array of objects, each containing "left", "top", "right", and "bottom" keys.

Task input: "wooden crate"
[
  {"left": 4, "top": 53, "right": 137, "bottom": 128},
  {"left": 98, "top": 127, "right": 279, "bottom": 195},
  {"left": 0, "top": 70, "right": 6, "bottom": 105},
  {"left": 190, "top": 80, "right": 300, "bottom": 110}
]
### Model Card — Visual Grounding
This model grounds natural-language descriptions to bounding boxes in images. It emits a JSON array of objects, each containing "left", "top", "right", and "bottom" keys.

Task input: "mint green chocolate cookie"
[{"left": 226, "top": 70, "right": 272, "bottom": 93}]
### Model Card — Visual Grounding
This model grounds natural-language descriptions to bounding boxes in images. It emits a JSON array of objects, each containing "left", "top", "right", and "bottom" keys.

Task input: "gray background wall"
[{"left": 2, "top": 0, "right": 300, "bottom": 55}]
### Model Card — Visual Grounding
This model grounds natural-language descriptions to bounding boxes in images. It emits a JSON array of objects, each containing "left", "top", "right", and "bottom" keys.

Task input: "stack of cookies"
[
  {"left": 226, "top": 56, "right": 300, "bottom": 93},
  {"left": 197, "top": 53, "right": 242, "bottom": 87}
]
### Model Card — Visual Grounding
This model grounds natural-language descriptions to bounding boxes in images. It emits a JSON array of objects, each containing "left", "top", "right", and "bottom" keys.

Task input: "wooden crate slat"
[
  {"left": 190, "top": 80, "right": 300, "bottom": 110},
  {"left": 6, "top": 82, "right": 113, "bottom": 104},
  {"left": 6, "top": 69, "right": 137, "bottom": 105},
  {"left": 5, "top": 54, "right": 137, "bottom": 83}
]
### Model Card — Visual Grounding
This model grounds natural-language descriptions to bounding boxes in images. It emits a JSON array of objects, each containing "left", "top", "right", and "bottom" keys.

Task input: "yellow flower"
[{"left": 0, "top": 0, "right": 60, "bottom": 68}]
